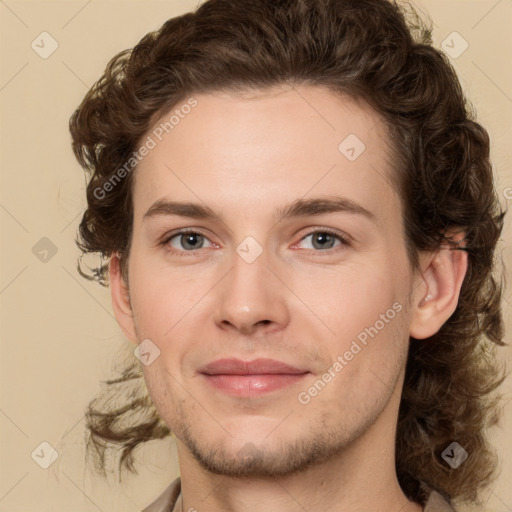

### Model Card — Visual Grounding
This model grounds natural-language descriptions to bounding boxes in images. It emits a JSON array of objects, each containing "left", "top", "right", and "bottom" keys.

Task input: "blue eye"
[
  {"left": 161, "top": 228, "right": 349, "bottom": 256},
  {"left": 298, "top": 230, "right": 346, "bottom": 251},
  {"left": 166, "top": 231, "right": 213, "bottom": 251}
]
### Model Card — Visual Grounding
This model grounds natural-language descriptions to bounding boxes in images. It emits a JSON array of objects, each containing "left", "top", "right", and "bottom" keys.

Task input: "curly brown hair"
[{"left": 69, "top": 0, "right": 507, "bottom": 505}]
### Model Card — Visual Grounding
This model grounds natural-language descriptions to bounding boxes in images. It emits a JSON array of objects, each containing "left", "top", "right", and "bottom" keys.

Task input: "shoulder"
[
  {"left": 142, "top": 478, "right": 456, "bottom": 512},
  {"left": 141, "top": 478, "right": 181, "bottom": 512}
]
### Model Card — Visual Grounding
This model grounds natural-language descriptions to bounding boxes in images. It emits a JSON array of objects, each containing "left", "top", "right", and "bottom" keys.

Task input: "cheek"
[
  {"left": 291, "top": 260, "right": 404, "bottom": 343},
  {"left": 128, "top": 250, "right": 209, "bottom": 337},
  {"left": 127, "top": 229, "right": 412, "bottom": 354},
  {"left": 141, "top": 361, "right": 181, "bottom": 425}
]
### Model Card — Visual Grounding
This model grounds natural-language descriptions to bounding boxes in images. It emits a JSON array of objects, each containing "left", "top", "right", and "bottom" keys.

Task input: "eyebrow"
[{"left": 143, "top": 196, "right": 376, "bottom": 223}]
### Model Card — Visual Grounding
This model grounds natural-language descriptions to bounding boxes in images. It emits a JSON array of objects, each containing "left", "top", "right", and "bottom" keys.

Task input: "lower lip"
[{"left": 202, "top": 373, "right": 308, "bottom": 396}]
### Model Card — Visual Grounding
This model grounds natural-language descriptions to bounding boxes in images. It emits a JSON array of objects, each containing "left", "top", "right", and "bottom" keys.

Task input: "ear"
[
  {"left": 109, "top": 253, "right": 138, "bottom": 344},
  {"left": 409, "top": 232, "right": 468, "bottom": 340}
]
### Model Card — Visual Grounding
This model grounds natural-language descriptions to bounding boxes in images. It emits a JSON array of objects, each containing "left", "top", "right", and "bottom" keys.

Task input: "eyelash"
[{"left": 160, "top": 228, "right": 350, "bottom": 257}]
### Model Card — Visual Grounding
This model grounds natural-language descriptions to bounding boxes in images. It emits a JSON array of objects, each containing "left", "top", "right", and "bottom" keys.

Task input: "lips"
[
  {"left": 201, "top": 358, "right": 308, "bottom": 375},
  {"left": 199, "top": 358, "right": 310, "bottom": 397}
]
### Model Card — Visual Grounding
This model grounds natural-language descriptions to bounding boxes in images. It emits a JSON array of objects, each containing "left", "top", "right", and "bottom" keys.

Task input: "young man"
[{"left": 69, "top": 0, "right": 506, "bottom": 510}]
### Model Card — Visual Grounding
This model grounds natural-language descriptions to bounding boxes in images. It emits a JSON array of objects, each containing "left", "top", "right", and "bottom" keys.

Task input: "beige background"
[{"left": 0, "top": 0, "right": 511, "bottom": 510}]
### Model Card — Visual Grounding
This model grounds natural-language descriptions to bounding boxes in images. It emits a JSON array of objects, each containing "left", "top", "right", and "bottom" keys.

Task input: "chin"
[{"left": 179, "top": 425, "right": 349, "bottom": 478}]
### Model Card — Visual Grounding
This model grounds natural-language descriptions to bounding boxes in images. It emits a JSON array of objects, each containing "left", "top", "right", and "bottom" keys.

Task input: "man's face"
[{"left": 124, "top": 85, "right": 419, "bottom": 476}]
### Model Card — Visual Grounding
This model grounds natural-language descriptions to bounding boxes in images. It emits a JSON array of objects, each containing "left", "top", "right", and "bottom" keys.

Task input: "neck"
[{"left": 174, "top": 406, "right": 422, "bottom": 512}]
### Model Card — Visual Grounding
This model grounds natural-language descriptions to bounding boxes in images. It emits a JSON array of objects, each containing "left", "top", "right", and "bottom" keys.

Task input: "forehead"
[{"left": 132, "top": 85, "right": 400, "bottom": 225}]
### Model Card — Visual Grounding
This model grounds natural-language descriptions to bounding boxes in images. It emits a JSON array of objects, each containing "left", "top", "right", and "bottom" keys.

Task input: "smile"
[{"left": 199, "top": 358, "right": 310, "bottom": 397}]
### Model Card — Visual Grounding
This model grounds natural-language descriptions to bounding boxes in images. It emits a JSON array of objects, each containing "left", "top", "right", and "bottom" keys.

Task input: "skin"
[{"left": 110, "top": 84, "right": 467, "bottom": 512}]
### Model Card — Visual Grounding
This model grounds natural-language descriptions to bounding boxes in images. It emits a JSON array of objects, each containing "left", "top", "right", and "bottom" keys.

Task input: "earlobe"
[
  {"left": 109, "top": 253, "right": 138, "bottom": 344},
  {"left": 409, "top": 239, "right": 468, "bottom": 340}
]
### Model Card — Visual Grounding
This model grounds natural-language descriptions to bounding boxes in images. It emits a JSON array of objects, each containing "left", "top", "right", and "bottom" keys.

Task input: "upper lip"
[{"left": 200, "top": 358, "right": 309, "bottom": 375}]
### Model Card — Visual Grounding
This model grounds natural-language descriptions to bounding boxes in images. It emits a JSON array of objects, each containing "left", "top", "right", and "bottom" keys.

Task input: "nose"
[{"left": 212, "top": 247, "right": 290, "bottom": 337}]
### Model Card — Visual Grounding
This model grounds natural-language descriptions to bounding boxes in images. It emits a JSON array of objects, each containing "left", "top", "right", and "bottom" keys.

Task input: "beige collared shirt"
[{"left": 141, "top": 478, "right": 456, "bottom": 512}]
